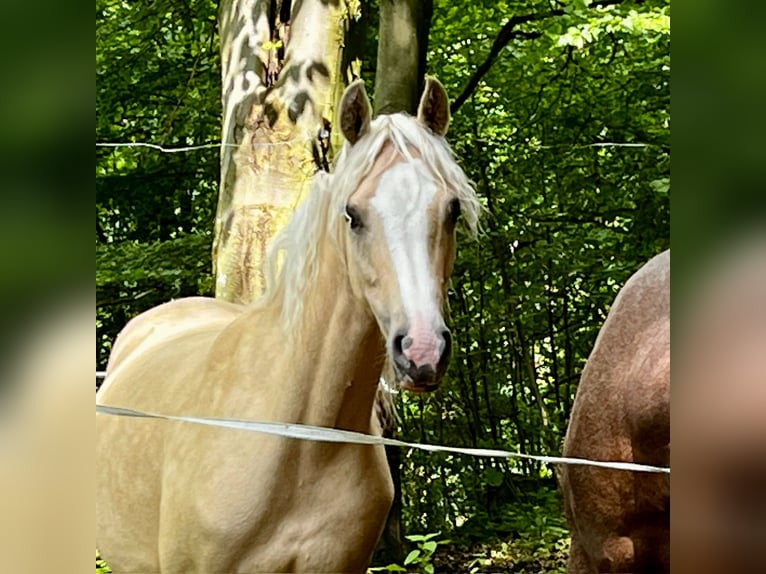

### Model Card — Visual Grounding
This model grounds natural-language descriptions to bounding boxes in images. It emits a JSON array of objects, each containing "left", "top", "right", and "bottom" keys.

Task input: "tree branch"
[
  {"left": 451, "top": 13, "right": 547, "bottom": 115},
  {"left": 450, "top": 0, "right": 631, "bottom": 115}
]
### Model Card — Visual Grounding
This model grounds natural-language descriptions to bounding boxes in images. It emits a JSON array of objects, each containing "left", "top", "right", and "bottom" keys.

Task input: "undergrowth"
[{"left": 369, "top": 487, "right": 569, "bottom": 574}]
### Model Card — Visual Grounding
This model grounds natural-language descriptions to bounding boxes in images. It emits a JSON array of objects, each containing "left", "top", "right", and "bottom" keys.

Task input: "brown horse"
[
  {"left": 96, "top": 78, "right": 480, "bottom": 573},
  {"left": 561, "top": 250, "right": 670, "bottom": 573}
]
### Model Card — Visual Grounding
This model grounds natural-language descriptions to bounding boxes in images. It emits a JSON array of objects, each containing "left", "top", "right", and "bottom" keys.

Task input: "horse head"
[{"left": 335, "top": 79, "right": 476, "bottom": 392}]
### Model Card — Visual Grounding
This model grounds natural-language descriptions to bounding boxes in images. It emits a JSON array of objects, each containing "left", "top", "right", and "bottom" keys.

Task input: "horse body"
[
  {"left": 98, "top": 272, "right": 391, "bottom": 572},
  {"left": 97, "top": 79, "right": 479, "bottom": 572},
  {"left": 561, "top": 250, "right": 670, "bottom": 573}
]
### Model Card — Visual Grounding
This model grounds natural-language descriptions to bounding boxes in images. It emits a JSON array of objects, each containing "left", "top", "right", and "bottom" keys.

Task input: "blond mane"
[{"left": 257, "top": 113, "right": 481, "bottom": 332}]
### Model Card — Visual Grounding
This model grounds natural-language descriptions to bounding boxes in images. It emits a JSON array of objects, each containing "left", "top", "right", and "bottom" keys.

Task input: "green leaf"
[
  {"left": 403, "top": 550, "right": 421, "bottom": 566},
  {"left": 367, "top": 564, "right": 407, "bottom": 573},
  {"left": 650, "top": 177, "right": 670, "bottom": 194},
  {"left": 406, "top": 531, "right": 441, "bottom": 542}
]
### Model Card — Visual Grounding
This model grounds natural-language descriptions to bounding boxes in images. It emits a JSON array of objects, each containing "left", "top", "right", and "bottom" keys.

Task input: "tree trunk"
[
  {"left": 214, "top": 0, "right": 348, "bottom": 303},
  {"left": 372, "top": 0, "right": 433, "bottom": 565},
  {"left": 374, "top": 0, "right": 432, "bottom": 115}
]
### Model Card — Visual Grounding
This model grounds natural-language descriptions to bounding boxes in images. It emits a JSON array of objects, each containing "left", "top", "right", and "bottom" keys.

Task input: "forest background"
[{"left": 96, "top": 0, "right": 669, "bottom": 571}]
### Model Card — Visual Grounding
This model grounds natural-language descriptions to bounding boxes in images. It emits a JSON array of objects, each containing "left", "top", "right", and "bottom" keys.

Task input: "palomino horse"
[
  {"left": 96, "top": 78, "right": 479, "bottom": 573},
  {"left": 561, "top": 250, "right": 670, "bottom": 573}
]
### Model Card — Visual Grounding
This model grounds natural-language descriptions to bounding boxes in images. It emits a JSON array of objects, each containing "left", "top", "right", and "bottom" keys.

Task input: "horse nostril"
[
  {"left": 392, "top": 331, "right": 407, "bottom": 355},
  {"left": 392, "top": 331, "right": 413, "bottom": 373},
  {"left": 439, "top": 329, "right": 452, "bottom": 364}
]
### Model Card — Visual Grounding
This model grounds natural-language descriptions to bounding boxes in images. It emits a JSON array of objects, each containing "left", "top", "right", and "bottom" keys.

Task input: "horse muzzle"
[{"left": 391, "top": 327, "right": 452, "bottom": 392}]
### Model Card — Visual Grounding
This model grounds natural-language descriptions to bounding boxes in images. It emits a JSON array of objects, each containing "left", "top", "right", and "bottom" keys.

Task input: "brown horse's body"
[
  {"left": 96, "top": 79, "right": 480, "bottom": 573},
  {"left": 561, "top": 250, "right": 670, "bottom": 573}
]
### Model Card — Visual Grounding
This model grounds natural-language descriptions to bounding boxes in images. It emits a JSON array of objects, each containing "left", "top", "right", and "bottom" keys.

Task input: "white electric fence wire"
[
  {"left": 95, "top": 141, "right": 300, "bottom": 153},
  {"left": 94, "top": 400, "right": 670, "bottom": 475},
  {"left": 96, "top": 141, "right": 656, "bottom": 154}
]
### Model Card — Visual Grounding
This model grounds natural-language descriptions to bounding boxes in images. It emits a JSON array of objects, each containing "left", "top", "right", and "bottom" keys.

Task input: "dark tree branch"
[
  {"left": 450, "top": 0, "right": 631, "bottom": 115},
  {"left": 450, "top": 13, "right": 546, "bottom": 115}
]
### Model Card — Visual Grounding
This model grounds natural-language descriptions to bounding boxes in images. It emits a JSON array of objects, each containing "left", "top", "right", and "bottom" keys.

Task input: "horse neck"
[{"left": 267, "top": 238, "right": 385, "bottom": 433}]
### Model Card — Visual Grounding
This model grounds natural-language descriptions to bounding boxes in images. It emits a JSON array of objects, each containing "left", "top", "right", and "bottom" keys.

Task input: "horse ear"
[
  {"left": 339, "top": 80, "right": 372, "bottom": 145},
  {"left": 417, "top": 77, "right": 451, "bottom": 137}
]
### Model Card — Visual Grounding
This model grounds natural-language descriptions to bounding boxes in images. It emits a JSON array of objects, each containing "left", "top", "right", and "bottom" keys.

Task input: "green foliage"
[
  {"left": 371, "top": 490, "right": 570, "bottom": 573},
  {"left": 428, "top": 487, "right": 569, "bottom": 573},
  {"left": 459, "top": 537, "right": 569, "bottom": 574},
  {"left": 403, "top": 532, "right": 450, "bottom": 574},
  {"left": 369, "top": 532, "right": 450, "bottom": 574},
  {"left": 368, "top": 564, "right": 408, "bottom": 573},
  {"left": 96, "top": 0, "right": 221, "bottom": 371}
]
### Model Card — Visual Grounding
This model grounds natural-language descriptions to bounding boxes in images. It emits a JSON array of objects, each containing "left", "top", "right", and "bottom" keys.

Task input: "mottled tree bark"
[{"left": 214, "top": 0, "right": 347, "bottom": 303}]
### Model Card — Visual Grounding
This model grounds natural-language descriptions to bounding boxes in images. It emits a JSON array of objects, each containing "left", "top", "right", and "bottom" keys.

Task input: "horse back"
[{"left": 102, "top": 297, "right": 243, "bottom": 380}]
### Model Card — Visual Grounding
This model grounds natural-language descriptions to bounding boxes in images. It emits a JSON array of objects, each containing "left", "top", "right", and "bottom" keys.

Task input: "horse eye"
[
  {"left": 447, "top": 198, "right": 461, "bottom": 225},
  {"left": 344, "top": 205, "right": 363, "bottom": 231}
]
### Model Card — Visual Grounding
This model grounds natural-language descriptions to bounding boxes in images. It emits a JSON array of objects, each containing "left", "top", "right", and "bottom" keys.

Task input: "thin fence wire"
[
  {"left": 96, "top": 140, "right": 661, "bottom": 154},
  {"left": 96, "top": 140, "right": 303, "bottom": 153},
  {"left": 539, "top": 141, "right": 655, "bottom": 149},
  {"left": 95, "top": 374, "right": 669, "bottom": 474}
]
